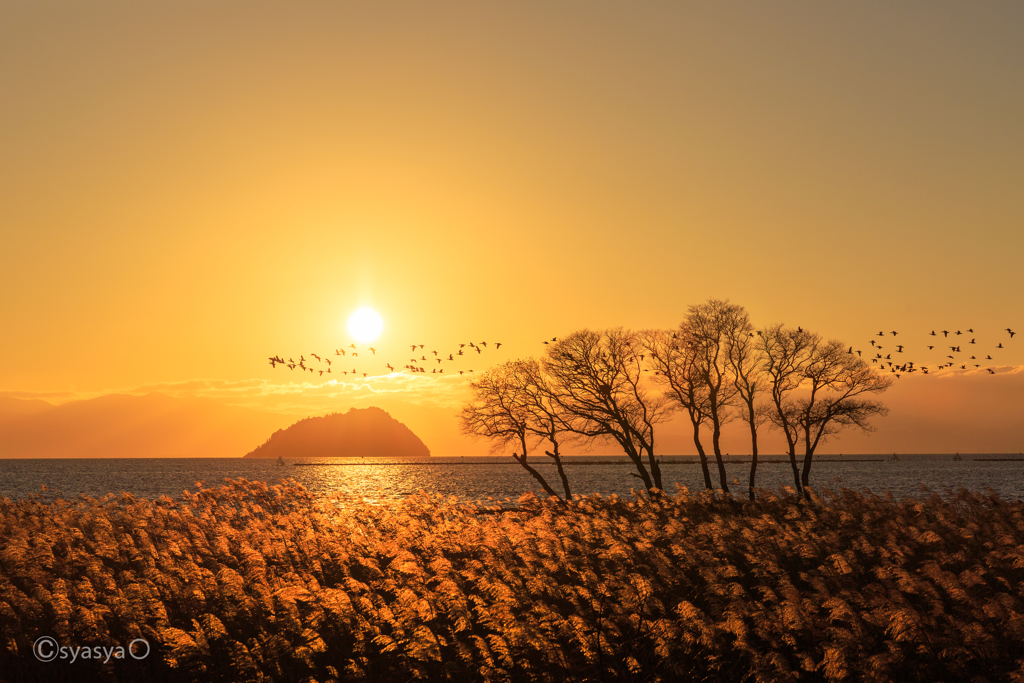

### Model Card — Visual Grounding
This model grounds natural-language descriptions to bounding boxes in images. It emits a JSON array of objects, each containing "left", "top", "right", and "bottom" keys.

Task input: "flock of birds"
[
  {"left": 854, "top": 327, "right": 1016, "bottom": 378},
  {"left": 267, "top": 340, "right": 507, "bottom": 379},
  {"left": 266, "top": 327, "right": 1018, "bottom": 383}
]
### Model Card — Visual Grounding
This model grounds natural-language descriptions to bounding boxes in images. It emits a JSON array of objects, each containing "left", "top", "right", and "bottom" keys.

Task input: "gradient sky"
[{"left": 2, "top": 1, "right": 1022, "bottom": 455}]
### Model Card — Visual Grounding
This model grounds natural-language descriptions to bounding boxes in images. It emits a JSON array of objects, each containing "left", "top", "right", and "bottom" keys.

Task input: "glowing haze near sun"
[{"left": 347, "top": 307, "right": 384, "bottom": 343}]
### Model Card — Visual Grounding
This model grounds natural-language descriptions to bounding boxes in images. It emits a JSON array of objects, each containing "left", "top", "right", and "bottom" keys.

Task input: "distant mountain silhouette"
[
  {"left": 0, "top": 396, "right": 55, "bottom": 424},
  {"left": 245, "top": 407, "right": 430, "bottom": 458},
  {"left": 0, "top": 393, "right": 292, "bottom": 458}
]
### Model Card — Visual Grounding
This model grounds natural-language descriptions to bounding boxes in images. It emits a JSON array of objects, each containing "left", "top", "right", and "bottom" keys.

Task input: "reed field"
[{"left": 2, "top": 479, "right": 1024, "bottom": 682}]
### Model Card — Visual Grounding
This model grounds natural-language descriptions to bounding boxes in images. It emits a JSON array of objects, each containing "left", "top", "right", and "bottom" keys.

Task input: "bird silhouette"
[
  {"left": 1008, "top": 329, "right": 1017, "bottom": 338},
  {"left": 369, "top": 347, "right": 376, "bottom": 355},
  {"left": 495, "top": 343, "right": 502, "bottom": 349},
  {"left": 942, "top": 330, "right": 949, "bottom": 337}
]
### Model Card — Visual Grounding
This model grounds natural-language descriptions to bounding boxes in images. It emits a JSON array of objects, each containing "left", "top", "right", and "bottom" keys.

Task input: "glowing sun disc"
[{"left": 347, "top": 306, "right": 384, "bottom": 342}]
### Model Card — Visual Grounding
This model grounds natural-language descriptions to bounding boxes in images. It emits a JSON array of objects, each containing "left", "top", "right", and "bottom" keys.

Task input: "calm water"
[{"left": 2, "top": 454, "right": 1023, "bottom": 502}]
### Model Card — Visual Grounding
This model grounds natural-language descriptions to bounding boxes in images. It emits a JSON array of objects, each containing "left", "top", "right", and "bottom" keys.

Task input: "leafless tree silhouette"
[
  {"left": 722, "top": 308, "right": 770, "bottom": 501},
  {"left": 460, "top": 360, "right": 567, "bottom": 499},
  {"left": 518, "top": 359, "right": 575, "bottom": 500},
  {"left": 792, "top": 340, "right": 893, "bottom": 489},
  {"left": 543, "top": 329, "right": 672, "bottom": 493},
  {"left": 642, "top": 328, "right": 714, "bottom": 490},
  {"left": 759, "top": 324, "right": 820, "bottom": 494},
  {"left": 682, "top": 300, "right": 747, "bottom": 493},
  {"left": 760, "top": 324, "right": 893, "bottom": 494}
]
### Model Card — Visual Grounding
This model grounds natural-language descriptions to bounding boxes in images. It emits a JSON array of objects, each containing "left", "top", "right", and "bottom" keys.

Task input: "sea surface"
[{"left": 2, "top": 454, "right": 1023, "bottom": 503}]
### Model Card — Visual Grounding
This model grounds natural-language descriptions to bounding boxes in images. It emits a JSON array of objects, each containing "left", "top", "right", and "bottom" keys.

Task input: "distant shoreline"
[{"left": 291, "top": 458, "right": 890, "bottom": 466}]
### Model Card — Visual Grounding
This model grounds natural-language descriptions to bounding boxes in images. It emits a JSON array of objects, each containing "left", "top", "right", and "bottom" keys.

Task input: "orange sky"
[{"left": 2, "top": 2, "right": 1022, "bottom": 456}]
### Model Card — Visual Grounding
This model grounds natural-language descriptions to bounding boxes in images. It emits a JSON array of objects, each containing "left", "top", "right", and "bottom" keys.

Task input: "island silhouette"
[{"left": 244, "top": 406, "right": 430, "bottom": 459}]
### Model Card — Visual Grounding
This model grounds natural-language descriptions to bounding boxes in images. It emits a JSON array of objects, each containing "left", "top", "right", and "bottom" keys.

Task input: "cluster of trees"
[{"left": 461, "top": 300, "right": 893, "bottom": 500}]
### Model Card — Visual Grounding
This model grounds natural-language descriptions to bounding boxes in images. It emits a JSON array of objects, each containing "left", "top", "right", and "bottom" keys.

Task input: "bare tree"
[
  {"left": 723, "top": 308, "right": 770, "bottom": 501},
  {"left": 543, "top": 329, "right": 672, "bottom": 493},
  {"left": 759, "top": 324, "right": 818, "bottom": 494},
  {"left": 683, "top": 300, "right": 747, "bottom": 493},
  {"left": 759, "top": 325, "right": 893, "bottom": 494},
  {"left": 643, "top": 328, "right": 714, "bottom": 490},
  {"left": 519, "top": 359, "right": 574, "bottom": 500},
  {"left": 460, "top": 360, "right": 567, "bottom": 500},
  {"left": 792, "top": 341, "right": 893, "bottom": 489}
]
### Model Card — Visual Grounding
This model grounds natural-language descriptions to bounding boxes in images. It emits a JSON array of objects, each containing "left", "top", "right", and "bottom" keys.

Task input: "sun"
[{"left": 347, "top": 306, "right": 384, "bottom": 343}]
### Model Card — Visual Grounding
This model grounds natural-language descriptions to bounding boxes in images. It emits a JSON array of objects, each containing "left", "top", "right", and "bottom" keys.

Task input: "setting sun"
[{"left": 346, "top": 306, "right": 384, "bottom": 343}]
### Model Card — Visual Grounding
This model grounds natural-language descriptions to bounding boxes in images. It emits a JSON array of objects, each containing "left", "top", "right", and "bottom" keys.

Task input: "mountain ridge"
[
  {"left": 245, "top": 406, "right": 430, "bottom": 458},
  {"left": 0, "top": 393, "right": 292, "bottom": 458}
]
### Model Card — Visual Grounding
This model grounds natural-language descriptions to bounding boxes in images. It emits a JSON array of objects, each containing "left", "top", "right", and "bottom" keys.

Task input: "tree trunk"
[
  {"left": 513, "top": 452, "right": 560, "bottom": 499},
  {"left": 647, "top": 452, "right": 663, "bottom": 491},
  {"left": 545, "top": 435, "right": 572, "bottom": 500},
  {"left": 746, "top": 401, "right": 759, "bottom": 502},
  {"left": 511, "top": 432, "right": 560, "bottom": 500},
  {"left": 690, "top": 416, "right": 713, "bottom": 490},
  {"left": 709, "top": 399, "right": 729, "bottom": 493},
  {"left": 801, "top": 429, "right": 816, "bottom": 491}
]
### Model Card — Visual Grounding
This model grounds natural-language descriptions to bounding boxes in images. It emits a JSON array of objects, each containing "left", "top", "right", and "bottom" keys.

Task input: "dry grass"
[{"left": 2, "top": 480, "right": 1024, "bottom": 682}]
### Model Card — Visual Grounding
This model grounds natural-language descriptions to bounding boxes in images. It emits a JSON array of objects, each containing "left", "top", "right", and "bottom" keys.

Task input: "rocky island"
[{"left": 244, "top": 406, "right": 430, "bottom": 459}]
